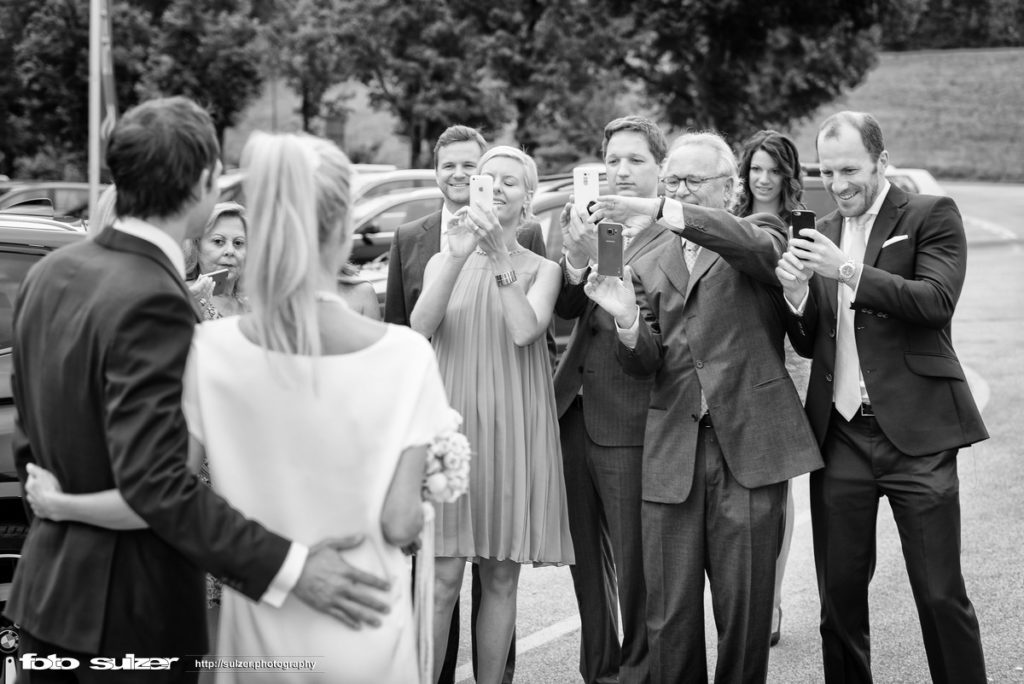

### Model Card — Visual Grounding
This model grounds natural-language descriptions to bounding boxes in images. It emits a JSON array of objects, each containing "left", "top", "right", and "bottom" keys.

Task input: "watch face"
[{"left": 839, "top": 262, "right": 856, "bottom": 280}]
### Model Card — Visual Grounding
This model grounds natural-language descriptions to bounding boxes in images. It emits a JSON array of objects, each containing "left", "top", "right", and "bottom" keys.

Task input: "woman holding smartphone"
[
  {"left": 412, "top": 145, "right": 574, "bottom": 684},
  {"left": 186, "top": 201, "right": 249, "bottom": 319},
  {"left": 736, "top": 129, "right": 811, "bottom": 647}
]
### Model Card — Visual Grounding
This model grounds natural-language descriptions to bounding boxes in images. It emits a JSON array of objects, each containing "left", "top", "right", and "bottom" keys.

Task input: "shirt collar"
[
  {"left": 441, "top": 204, "right": 458, "bottom": 235},
  {"left": 113, "top": 217, "right": 187, "bottom": 279}
]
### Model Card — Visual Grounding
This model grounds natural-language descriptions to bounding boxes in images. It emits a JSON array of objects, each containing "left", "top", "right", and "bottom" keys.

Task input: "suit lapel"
[
  {"left": 820, "top": 212, "right": 843, "bottom": 323},
  {"left": 410, "top": 212, "right": 442, "bottom": 282},
  {"left": 683, "top": 243, "right": 720, "bottom": 302},
  {"left": 659, "top": 238, "right": 690, "bottom": 297},
  {"left": 95, "top": 227, "right": 202, "bottom": 322},
  {"left": 863, "top": 185, "right": 907, "bottom": 267},
  {"left": 624, "top": 223, "right": 665, "bottom": 264}
]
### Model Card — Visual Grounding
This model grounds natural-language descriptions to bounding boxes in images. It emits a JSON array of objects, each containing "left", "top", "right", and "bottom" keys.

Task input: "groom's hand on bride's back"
[{"left": 292, "top": 535, "right": 392, "bottom": 629}]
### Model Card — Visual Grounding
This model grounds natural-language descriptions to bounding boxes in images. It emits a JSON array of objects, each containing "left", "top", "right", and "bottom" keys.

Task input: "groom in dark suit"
[
  {"left": 385, "top": 124, "right": 546, "bottom": 684},
  {"left": 585, "top": 132, "right": 822, "bottom": 683},
  {"left": 777, "top": 111, "right": 988, "bottom": 683},
  {"left": 9, "top": 97, "right": 391, "bottom": 683}
]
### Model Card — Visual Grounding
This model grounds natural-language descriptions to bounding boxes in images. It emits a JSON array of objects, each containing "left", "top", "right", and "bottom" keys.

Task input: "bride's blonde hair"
[{"left": 240, "top": 132, "right": 352, "bottom": 356}]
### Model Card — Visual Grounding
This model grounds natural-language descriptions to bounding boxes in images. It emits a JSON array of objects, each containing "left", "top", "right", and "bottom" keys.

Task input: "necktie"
[
  {"left": 834, "top": 215, "right": 869, "bottom": 420},
  {"left": 683, "top": 238, "right": 708, "bottom": 416}
]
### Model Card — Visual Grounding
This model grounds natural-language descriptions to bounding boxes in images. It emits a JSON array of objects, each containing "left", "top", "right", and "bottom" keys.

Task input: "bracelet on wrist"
[{"left": 495, "top": 270, "right": 518, "bottom": 288}]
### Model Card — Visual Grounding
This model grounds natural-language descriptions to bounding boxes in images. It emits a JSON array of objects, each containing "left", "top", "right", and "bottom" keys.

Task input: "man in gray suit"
[
  {"left": 553, "top": 116, "right": 674, "bottom": 684},
  {"left": 585, "top": 132, "right": 823, "bottom": 683}
]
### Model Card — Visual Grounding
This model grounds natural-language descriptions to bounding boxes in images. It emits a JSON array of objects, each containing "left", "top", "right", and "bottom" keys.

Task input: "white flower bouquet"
[{"left": 422, "top": 408, "right": 471, "bottom": 504}]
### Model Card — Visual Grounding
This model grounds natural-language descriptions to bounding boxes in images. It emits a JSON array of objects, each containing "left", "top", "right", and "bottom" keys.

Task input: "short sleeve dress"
[
  {"left": 182, "top": 317, "right": 451, "bottom": 683},
  {"left": 431, "top": 249, "right": 574, "bottom": 565}
]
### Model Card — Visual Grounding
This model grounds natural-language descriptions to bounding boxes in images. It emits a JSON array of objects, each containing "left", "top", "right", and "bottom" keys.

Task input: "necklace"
[
  {"left": 314, "top": 289, "right": 349, "bottom": 306},
  {"left": 474, "top": 245, "right": 523, "bottom": 256}
]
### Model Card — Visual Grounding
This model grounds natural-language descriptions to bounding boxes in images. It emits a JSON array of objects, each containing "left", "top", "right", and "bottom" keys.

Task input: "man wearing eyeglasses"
[{"left": 584, "top": 131, "right": 822, "bottom": 683}]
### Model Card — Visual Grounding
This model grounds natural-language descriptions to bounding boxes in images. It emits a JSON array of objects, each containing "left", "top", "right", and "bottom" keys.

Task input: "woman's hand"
[
  {"left": 25, "top": 463, "right": 65, "bottom": 521},
  {"left": 188, "top": 274, "right": 215, "bottom": 301},
  {"left": 465, "top": 204, "right": 507, "bottom": 257},
  {"left": 446, "top": 208, "right": 479, "bottom": 259},
  {"left": 563, "top": 204, "right": 599, "bottom": 267}
]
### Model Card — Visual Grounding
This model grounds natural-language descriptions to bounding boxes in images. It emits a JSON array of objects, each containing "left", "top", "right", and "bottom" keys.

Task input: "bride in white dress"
[{"left": 24, "top": 132, "right": 451, "bottom": 683}]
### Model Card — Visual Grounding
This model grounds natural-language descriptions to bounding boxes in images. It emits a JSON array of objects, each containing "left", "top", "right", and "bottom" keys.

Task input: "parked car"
[
  {"left": 0, "top": 182, "right": 99, "bottom": 219},
  {"left": 0, "top": 215, "right": 85, "bottom": 666},
  {"left": 352, "top": 169, "right": 437, "bottom": 204},
  {"left": 350, "top": 187, "right": 444, "bottom": 263}
]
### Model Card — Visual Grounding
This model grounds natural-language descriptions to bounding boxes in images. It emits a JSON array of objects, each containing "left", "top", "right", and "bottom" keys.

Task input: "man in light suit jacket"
[
  {"left": 8, "top": 97, "right": 390, "bottom": 683},
  {"left": 384, "top": 124, "right": 546, "bottom": 684},
  {"left": 553, "top": 115, "right": 673, "bottom": 684},
  {"left": 586, "top": 132, "right": 823, "bottom": 683},
  {"left": 777, "top": 111, "right": 988, "bottom": 684}
]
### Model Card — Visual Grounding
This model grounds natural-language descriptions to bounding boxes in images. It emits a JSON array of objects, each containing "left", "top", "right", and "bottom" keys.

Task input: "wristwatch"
[{"left": 837, "top": 259, "right": 857, "bottom": 284}]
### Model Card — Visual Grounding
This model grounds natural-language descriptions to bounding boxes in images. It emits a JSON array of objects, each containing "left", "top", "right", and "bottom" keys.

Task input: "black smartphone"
[
  {"left": 789, "top": 209, "right": 816, "bottom": 242},
  {"left": 597, "top": 221, "right": 624, "bottom": 277},
  {"left": 206, "top": 268, "right": 231, "bottom": 296}
]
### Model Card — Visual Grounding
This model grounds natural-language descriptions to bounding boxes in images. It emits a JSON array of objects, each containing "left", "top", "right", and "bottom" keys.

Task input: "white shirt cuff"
[
  {"left": 786, "top": 289, "right": 809, "bottom": 315},
  {"left": 563, "top": 258, "right": 591, "bottom": 285},
  {"left": 659, "top": 197, "right": 686, "bottom": 231},
  {"left": 260, "top": 541, "right": 308, "bottom": 607},
  {"left": 615, "top": 306, "right": 641, "bottom": 349}
]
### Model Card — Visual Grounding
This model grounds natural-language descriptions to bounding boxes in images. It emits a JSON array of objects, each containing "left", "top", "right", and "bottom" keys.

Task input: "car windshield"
[{"left": 0, "top": 252, "right": 38, "bottom": 350}]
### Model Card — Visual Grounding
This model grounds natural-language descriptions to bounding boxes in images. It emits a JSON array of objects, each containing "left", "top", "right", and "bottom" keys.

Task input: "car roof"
[
  {"left": 353, "top": 187, "right": 444, "bottom": 223},
  {"left": 0, "top": 217, "right": 86, "bottom": 249}
]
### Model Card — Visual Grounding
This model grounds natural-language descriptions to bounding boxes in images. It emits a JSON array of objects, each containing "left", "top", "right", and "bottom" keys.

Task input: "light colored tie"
[
  {"left": 834, "top": 215, "right": 869, "bottom": 419},
  {"left": 682, "top": 238, "right": 708, "bottom": 416}
]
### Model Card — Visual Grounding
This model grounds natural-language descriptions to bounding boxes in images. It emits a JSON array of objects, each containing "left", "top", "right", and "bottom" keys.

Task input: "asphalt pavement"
[{"left": 450, "top": 181, "right": 1024, "bottom": 683}]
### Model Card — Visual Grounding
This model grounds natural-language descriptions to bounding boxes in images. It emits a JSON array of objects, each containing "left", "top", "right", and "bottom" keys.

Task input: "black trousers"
[
  {"left": 437, "top": 564, "right": 516, "bottom": 684},
  {"left": 811, "top": 409, "right": 986, "bottom": 684},
  {"left": 16, "top": 629, "right": 197, "bottom": 683}
]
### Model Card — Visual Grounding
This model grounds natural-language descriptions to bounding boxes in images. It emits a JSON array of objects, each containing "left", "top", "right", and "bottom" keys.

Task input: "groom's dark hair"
[{"left": 107, "top": 96, "right": 220, "bottom": 220}]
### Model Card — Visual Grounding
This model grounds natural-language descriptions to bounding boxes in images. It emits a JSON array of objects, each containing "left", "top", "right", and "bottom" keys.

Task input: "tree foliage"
[
  {"left": 141, "top": 0, "right": 264, "bottom": 146},
  {"left": 882, "top": 0, "right": 1024, "bottom": 50},
  {"left": 619, "top": 0, "right": 884, "bottom": 142}
]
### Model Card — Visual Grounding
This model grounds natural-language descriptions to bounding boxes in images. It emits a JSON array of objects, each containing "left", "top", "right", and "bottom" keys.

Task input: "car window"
[
  {"left": 886, "top": 174, "right": 919, "bottom": 194},
  {"left": 360, "top": 197, "right": 441, "bottom": 235},
  {"left": 801, "top": 179, "right": 838, "bottom": 218},
  {"left": 0, "top": 252, "right": 40, "bottom": 349},
  {"left": 55, "top": 188, "right": 91, "bottom": 218}
]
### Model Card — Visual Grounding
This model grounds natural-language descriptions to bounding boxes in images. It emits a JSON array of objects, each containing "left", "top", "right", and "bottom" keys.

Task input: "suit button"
[
  {"left": 879, "top": 312, "right": 888, "bottom": 318},
  {"left": 828, "top": 328, "right": 836, "bottom": 338},
  {"left": 825, "top": 373, "right": 833, "bottom": 382},
  {"left": 863, "top": 308, "right": 874, "bottom": 315},
  {"left": 695, "top": 360, "right": 704, "bottom": 369}
]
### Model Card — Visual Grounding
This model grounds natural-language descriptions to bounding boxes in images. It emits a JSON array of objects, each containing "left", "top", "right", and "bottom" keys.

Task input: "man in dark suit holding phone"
[
  {"left": 777, "top": 111, "right": 988, "bottom": 683},
  {"left": 385, "top": 124, "right": 546, "bottom": 684},
  {"left": 585, "top": 131, "right": 822, "bottom": 683},
  {"left": 554, "top": 116, "right": 674, "bottom": 684},
  {"left": 8, "top": 97, "right": 391, "bottom": 682}
]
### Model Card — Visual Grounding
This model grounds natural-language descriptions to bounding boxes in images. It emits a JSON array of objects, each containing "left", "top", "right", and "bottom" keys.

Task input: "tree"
[
  {"left": 271, "top": 0, "right": 353, "bottom": 132},
  {"left": 141, "top": 0, "right": 264, "bottom": 147},
  {"left": 6, "top": 0, "right": 154, "bottom": 179},
  {"left": 619, "top": 0, "right": 885, "bottom": 142},
  {"left": 338, "top": 0, "right": 512, "bottom": 167}
]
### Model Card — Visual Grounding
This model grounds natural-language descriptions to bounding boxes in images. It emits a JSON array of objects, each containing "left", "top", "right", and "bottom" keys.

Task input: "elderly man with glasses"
[{"left": 583, "top": 131, "right": 823, "bottom": 684}]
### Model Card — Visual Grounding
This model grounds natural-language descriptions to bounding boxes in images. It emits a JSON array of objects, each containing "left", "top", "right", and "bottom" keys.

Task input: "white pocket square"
[{"left": 882, "top": 235, "right": 909, "bottom": 248}]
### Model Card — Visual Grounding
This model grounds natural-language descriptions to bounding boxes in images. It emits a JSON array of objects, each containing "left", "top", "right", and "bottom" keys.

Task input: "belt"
[{"left": 859, "top": 403, "right": 874, "bottom": 417}]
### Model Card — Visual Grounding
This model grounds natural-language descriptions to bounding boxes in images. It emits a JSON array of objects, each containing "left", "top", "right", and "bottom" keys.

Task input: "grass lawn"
[
  {"left": 789, "top": 47, "right": 1024, "bottom": 182},
  {"left": 225, "top": 48, "right": 1024, "bottom": 182}
]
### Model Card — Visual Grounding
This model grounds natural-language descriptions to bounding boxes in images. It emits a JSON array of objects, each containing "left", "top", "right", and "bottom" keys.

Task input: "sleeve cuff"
[
  {"left": 615, "top": 306, "right": 641, "bottom": 349},
  {"left": 563, "top": 258, "right": 591, "bottom": 285},
  {"left": 660, "top": 197, "right": 686, "bottom": 231},
  {"left": 786, "top": 289, "right": 809, "bottom": 315},
  {"left": 260, "top": 541, "right": 308, "bottom": 607}
]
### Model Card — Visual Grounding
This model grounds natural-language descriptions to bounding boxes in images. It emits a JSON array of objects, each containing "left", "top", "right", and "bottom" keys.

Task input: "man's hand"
[
  {"left": 788, "top": 228, "right": 845, "bottom": 280},
  {"left": 562, "top": 204, "right": 598, "bottom": 268},
  {"left": 25, "top": 462, "right": 64, "bottom": 521},
  {"left": 292, "top": 535, "right": 392, "bottom": 629},
  {"left": 584, "top": 266, "right": 639, "bottom": 328},
  {"left": 776, "top": 251, "right": 812, "bottom": 308},
  {"left": 590, "top": 195, "right": 661, "bottom": 226}
]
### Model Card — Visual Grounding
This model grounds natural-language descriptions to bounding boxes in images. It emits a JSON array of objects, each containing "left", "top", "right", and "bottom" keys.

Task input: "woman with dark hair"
[
  {"left": 736, "top": 129, "right": 810, "bottom": 648},
  {"left": 735, "top": 129, "right": 804, "bottom": 223}
]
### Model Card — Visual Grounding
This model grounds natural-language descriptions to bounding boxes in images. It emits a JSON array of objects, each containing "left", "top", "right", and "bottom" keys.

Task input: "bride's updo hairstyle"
[{"left": 240, "top": 132, "right": 353, "bottom": 356}]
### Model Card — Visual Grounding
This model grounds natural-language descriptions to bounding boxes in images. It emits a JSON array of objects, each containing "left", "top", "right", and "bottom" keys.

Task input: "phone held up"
[
  {"left": 572, "top": 166, "right": 601, "bottom": 219},
  {"left": 205, "top": 268, "right": 231, "bottom": 296},
  {"left": 470, "top": 174, "right": 494, "bottom": 215},
  {"left": 789, "top": 209, "right": 815, "bottom": 242},
  {"left": 597, "top": 221, "right": 624, "bottom": 278}
]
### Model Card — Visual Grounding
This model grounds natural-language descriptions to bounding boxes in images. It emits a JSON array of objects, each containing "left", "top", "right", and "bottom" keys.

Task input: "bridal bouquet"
[{"left": 422, "top": 408, "right": 471, "bottom": 504}]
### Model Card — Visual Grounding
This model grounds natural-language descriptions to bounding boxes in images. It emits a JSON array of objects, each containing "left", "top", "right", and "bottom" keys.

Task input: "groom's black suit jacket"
[{"left": 7, "top": 227, "right": 290, "bottom": 655}]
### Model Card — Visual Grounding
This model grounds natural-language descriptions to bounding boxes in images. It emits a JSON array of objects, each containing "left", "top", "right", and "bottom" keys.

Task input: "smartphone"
[
  {"left": 597, "top": 221, "right": 624, "bottom": 277},
  {"left": 789, "top": 209, "right": 816, "bottom": 242},
  {"left": 572, "top": 166, "right": 601, "bottom": 218},
  {"left": 206, "top": 268, "right": 231, "bottom": 296},
  {"left": 470, "top": 174, "right": 494, "bottom": 214}
]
